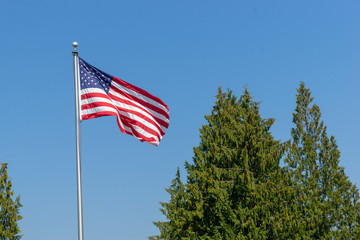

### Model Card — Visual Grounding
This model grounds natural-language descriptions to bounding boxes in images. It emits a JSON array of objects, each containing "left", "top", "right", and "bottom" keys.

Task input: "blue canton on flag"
[{"left": 79, "top": 58, "right": 112, "bottom": 94}]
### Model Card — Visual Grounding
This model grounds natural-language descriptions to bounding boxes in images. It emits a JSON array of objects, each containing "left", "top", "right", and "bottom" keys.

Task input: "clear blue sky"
[{"left": 1, "top": 1, "right": 359, "bottom": 239}]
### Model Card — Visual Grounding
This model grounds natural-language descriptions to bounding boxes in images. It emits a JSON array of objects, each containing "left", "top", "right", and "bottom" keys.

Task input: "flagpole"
[{"left": 72, "top": 42, "right": 84, "bottom": 240}]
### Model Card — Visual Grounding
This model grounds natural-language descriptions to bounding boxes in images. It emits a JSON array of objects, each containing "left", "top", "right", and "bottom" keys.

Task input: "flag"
[{"left": 78, "top": 57, "right": 170, "bottom": 146}]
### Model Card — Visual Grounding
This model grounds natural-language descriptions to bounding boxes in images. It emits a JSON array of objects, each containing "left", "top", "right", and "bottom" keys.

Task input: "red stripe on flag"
[
  {"left": 81, "top": 92, "right": 109, "bottom": 100},
  {"left": 82, "top": 111, "right": 118, "bottom": 120},
  {"left": 81, "top": 102, "right": 116, "bottom": 111}
]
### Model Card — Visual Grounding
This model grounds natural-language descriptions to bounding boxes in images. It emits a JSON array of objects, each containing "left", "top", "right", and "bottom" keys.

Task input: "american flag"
[{"left": 78, "top": 57, "right": 170, "bottom": 146}]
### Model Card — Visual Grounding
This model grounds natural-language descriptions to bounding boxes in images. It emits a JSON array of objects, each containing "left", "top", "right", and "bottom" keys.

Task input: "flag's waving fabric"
[{"left": 78, "top": 57, "right": 170, "bottom": 146}]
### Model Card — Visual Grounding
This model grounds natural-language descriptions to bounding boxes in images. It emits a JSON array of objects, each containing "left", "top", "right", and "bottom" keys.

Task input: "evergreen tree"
[
  {"left": 0, "top": 163, "right": 22, "bottom": 240},
  {"left": 152, "top": 88, "right": 290, "bottom": 239},
  {"left": 285, "top": 82, "right": 360, "bottom": 239},
  {"left": 151, "top": 168, "right": 189, "bottom": 240}
]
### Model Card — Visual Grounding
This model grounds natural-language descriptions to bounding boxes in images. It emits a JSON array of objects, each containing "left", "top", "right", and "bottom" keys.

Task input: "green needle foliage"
[
  {"left": 151, "top": 88, "right": 290, "bottom": 239},
  {"left": 151, "top": 168, "right": 189, "bottom": 240},
  {"left": 151, "top": 84, "right": 360, "bottom": 239},
  {"left": 0, "top": 163, "right": 22, "bottom": 240},
  {"left": 285, "top": 82, "right": 360, "bottom": 239}
]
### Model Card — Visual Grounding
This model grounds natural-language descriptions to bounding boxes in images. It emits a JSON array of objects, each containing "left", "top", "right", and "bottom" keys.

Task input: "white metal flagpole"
[{"left": 72, "top": 42, "right": 84, "bottom": 240}]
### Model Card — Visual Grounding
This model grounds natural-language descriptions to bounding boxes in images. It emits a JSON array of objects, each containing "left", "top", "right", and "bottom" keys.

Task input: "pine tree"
[
  {"left": 0, "top": 163, "right": 22, "bottom": 240},
  {"left": 285, "top": 82, "right": 360, "bottom": 239},
  {"left": 152, "top": 88, "right": 290, "bottom": 239},
  {"left": 150, "top": 168, "right": 189, "bottom": 240}
]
